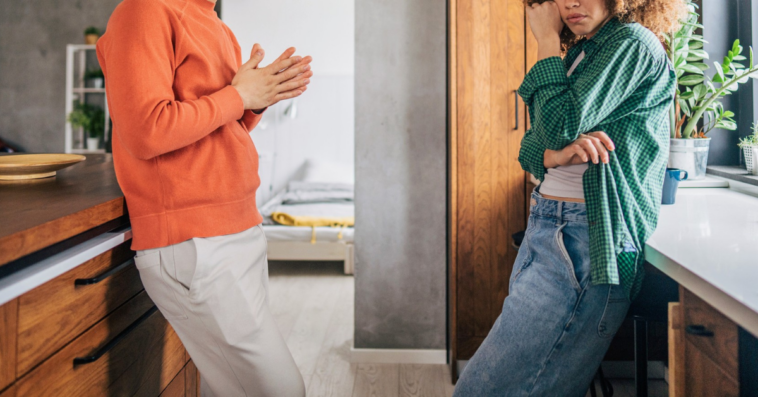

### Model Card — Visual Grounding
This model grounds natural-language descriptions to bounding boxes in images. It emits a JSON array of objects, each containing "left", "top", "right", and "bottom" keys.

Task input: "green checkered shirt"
[{"left": 518, "top": 18, "right": 676, "bottom": 298}]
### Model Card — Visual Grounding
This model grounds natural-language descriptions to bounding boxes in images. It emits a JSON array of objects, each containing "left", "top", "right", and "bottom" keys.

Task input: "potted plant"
[
  {"left": 738, "top": 122, "right": 758, "bottom": 173},
  {"left": 84, "top": 68, "right": 104, "bottom": 89},
  {"left": 84, "top": 26, "right": 100, "bottom": 45},
  {"left": 68, "top": 102, "right": 105, "bottom": 150},
  {"left": 664, "top": 1, "right": 758, "bottom": 179}
]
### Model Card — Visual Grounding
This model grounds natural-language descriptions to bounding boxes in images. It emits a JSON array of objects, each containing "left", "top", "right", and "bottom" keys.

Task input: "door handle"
[
  {"left": 514, "top": 90, "right": 519, "bottom": 130},
  {"left": 685, "top": 324, "right": 714, "bottom": 337},
  {"left": 75, "top": 258, "right": 134, "bottom": 286}
]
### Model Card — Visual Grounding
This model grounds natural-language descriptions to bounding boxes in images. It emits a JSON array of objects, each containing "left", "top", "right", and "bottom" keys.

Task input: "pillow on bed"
[
  {"left": 301, "top": 159, "right": 354, "bottom": 184},
  {"left": 282, "top": 188, "right": 353, "bottom": 204}
]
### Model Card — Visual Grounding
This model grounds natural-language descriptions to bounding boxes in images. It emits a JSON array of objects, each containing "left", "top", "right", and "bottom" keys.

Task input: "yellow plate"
[{"left": 0, "top": 154, "right": 86, "bottom": 180}]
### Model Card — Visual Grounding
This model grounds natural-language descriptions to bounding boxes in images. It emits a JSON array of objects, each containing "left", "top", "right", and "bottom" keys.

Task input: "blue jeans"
[{"left": 453, "top": 191, "right": 631, "bottom": 397}]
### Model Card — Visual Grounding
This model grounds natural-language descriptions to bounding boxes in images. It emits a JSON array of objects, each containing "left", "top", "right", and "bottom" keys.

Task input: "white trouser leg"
[{"left": 134, "top": 225, "right": 304, "bottom": 397}]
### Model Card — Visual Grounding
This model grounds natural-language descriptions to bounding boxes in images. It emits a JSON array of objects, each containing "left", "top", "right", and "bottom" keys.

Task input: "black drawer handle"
[
  {"left": 75, "top": 258, "right": 134, "bottom": 286},
  {"left": 73, "top": 306, "right": 158, "bottom": 366},
  {"left": 686, "top": 325, "right": 714, "bottom": 337}
]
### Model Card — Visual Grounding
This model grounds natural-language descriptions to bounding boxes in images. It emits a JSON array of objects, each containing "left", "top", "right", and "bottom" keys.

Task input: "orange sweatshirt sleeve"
[{"left": 97, "top": 0, "right": 246, "bottom": 160}]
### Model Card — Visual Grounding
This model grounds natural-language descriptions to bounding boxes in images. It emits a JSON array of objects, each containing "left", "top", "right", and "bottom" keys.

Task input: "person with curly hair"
[{"left": 453, "top": 0, "right": 686, "bottom": 395}]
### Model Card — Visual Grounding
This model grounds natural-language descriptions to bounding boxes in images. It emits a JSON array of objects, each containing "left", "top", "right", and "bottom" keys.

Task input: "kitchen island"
[
  {"left": 0, "top": 154, "right": 198, "bottom": 397},
  {"left": 646, "top": 187, "right": 758, "bottom": 397}
]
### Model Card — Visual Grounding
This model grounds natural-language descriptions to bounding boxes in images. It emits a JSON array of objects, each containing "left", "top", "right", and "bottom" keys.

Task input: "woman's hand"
[
  {"left": 232, "top": 44, "right": 313, "bottom": 111},
  {"left": 544, "top": 132, "right": 615, "bottom": 168},
  {"left": 526, "top": 1, "right": 563, "bottom": 60}
]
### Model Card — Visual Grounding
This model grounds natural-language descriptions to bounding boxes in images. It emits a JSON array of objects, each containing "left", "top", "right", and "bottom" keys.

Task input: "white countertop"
[{"left": 646, "top": 188, "right": 758, "bottom": 337}]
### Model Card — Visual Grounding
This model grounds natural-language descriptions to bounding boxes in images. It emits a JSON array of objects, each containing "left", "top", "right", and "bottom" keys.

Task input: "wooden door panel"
[{"left": 453, "top": 0, "right": 527, "bottom": 362}]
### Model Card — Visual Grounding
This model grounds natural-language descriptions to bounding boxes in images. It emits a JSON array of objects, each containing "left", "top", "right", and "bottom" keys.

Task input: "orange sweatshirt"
[{"left": 97, "top": 0, "right": 264, "bottom": 250}]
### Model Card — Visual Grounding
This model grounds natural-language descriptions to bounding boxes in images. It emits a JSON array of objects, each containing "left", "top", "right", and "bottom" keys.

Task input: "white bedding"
[{"left": 262, "top": 225, "right": 355, "bottom": 243}]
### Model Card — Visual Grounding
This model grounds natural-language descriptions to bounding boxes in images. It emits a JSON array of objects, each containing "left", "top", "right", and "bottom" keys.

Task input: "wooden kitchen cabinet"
[
  {"left": 448, "top": 0, "right": 532, "bottom": 376},
  {"left": 0, "top": 299, "right": 17, "bottom": 392},
  {"left": 16, "top": 241, "right": 142, "bottom": 376},
  {"left": 670, "top": 286, "right": 741, "bottom": 396},
  {"left": 0, "top": 155, "right": 200, "bottom": 397}
]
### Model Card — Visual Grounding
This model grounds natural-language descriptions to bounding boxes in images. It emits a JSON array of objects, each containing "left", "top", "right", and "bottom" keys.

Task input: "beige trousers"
[{"left": 134, "top": 225, "right": 305, "bottom": 397}]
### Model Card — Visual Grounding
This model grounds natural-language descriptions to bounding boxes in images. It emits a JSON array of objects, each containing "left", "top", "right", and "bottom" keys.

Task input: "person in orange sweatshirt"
[{"left": 96, "top": 0, "right": 312, "bottom": 395}]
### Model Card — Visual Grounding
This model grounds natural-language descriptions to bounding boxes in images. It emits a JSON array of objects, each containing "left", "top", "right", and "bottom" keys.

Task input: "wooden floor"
[
  {"left": 205, "top": 261, "right": 668, "bottom": 396},
  {"left": 268, "top": 261, "right": 455, "bottom": 397}
]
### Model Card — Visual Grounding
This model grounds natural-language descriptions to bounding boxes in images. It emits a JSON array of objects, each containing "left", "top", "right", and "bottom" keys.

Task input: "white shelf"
[{"left": 65, "top": 44, "right": 110, "bottom": 154}]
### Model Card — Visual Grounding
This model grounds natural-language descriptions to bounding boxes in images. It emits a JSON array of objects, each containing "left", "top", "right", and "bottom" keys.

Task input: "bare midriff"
[{"left": 540, "top": 193, "right": 586, "bottom": 203}]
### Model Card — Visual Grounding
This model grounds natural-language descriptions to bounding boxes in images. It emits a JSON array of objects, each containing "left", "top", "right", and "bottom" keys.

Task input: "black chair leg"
[
  {"left": 597, "top": 367, "right": 613, "bottom": 396},
  {"left": 634, "top": 318, "right": 648, "bottom": 397}
]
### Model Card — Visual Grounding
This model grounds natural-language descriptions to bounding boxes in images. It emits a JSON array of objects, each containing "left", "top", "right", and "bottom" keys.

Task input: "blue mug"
[{"left": 662, "top": 168, "right": 688, "bottom": 205}]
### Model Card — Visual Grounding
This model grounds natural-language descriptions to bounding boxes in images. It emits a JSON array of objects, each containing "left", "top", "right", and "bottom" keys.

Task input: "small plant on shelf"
[
  {"left": 68, "top": 102, "right": 105, "bottom": 150},
  {"left": 84, "top": 69, "right": 103, "bottom": 80},
  {"left": 84, "top": 68, "right": 105, "bottom": 88},
  {"left": 84, "top": 26, "right": 100, "bottom": 45},
  {"left": 738, "top": 122, "right": 758, "bottom": 172}
]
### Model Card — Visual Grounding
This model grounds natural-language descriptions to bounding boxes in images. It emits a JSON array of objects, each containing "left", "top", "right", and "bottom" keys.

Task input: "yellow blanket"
[{"left": 270, "top": 212, "right": 354, "bottom": 244}]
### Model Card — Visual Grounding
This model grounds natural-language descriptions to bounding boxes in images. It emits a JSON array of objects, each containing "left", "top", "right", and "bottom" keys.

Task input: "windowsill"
[{"left": 706, "top": 166, "right": 758, "bottom": 187}]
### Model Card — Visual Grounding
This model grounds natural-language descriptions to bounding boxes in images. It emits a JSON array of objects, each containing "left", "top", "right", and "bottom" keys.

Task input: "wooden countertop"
[{"left": 0, "top": 154, "right": 126, "bottom": 266}]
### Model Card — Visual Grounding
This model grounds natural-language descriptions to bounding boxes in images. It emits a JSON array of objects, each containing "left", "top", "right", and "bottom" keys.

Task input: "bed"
[{"left": 259, "top": 162, "right": 355, "bottom": 274}]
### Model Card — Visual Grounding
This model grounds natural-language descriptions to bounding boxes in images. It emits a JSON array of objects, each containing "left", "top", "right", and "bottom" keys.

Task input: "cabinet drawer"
[
  {"left": 16, "top": 291, "right": 187, "bottom": 397},
  {"left": 0, "top": 300, "right": 17, "bottom": 392},
  {"left": 682, "top": 288, "right": 739, "bottom": 380},
  {"left": 16, "top": 242, "right": 142, "bottom": 376},
  {"left": 160, "top": 366, "right": 186, "bottom": 397},
  {"left": 684, "top": 338, "right": 739, "bottom": 396},
  {"left": 0, "top": 384, "right": 15, "bottom": 397},
  {"left": 158, "top": 360, "right": 198, "bottom": 397}
]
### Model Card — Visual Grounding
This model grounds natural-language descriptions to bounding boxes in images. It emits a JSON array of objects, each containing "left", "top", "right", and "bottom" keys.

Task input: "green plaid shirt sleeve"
[
  {"left": 517, "top": 18, "right": 676, "bottom": 298},
  {"left": 519, "top": 40, "right": 655, "bottom": 151}
]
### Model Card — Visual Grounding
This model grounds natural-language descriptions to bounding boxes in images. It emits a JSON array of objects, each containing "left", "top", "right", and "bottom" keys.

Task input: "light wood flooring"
[
  {"left": 268, "top": 261, "right": 455, "bottom": 397},
  {"left": 206, "top": 261, "right": 668, "bottom": 396}
]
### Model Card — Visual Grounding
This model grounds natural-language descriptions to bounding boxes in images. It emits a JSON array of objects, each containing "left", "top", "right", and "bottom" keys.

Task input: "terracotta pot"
[{"left": 85, "top": 34, "right": 99, "bottom": 45}]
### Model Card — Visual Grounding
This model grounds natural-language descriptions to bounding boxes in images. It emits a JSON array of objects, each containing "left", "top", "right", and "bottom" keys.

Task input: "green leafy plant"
[
  {"left": 84, "top": 68, "right": 104, "bottom": 80},
  {"left": 68, "top": 102, "right": 104, "bottom": 139},
  {"left": 84, "top": 26, "right": 100, "bottom": 36},
  {"left": 664, "top": 1, "right": 758, "bottom": 139},
  {"left": 738, "top": 122, "right": 758, "bottom": 148}
]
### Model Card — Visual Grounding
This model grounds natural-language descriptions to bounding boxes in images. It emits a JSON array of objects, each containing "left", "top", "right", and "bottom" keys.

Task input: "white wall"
[{"left": 222, "top": 0, "right": 355, "bottom": 205}]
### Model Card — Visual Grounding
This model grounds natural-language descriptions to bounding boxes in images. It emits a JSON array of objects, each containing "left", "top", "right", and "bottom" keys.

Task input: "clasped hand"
[
  {"left": 232, "top": 44, "right": 314, "bottom": 111},
  {"left": 544, "top": 132, "right": 615, "bottom": 168}
]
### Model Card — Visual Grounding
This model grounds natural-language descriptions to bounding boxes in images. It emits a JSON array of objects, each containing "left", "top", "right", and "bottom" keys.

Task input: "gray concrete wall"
[
  {"left": 0, "top": 1, "right": 121, "bottom": 152},
  {"left": 354, "top": 0, "right": 447, "bottom": 349}
]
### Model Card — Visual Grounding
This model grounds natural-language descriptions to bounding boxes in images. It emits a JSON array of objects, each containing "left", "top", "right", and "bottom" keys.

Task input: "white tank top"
[{"left": 539, "top": 51, "right": 587, "bottom": 200}]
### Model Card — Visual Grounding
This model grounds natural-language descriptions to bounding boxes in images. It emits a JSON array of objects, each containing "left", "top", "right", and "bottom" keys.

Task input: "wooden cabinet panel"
[
  {"left": 450, "top": 0, "right": 527, "bottom": 364},
  {"left": 682, "top": 288, "right": 739, "bottom": 379},
  {"left": 160, "top": 366, "right": 186, "bottom": 397},
  {"left": 16, "top": 291, "right": 185, "bottom": 397},
  {"left": 16, "top": 242, "right": 142, "bottom": 376},
  {"left": 185, "top": 361, "right": 199, "bottom": 397},
  {"left": 0, "top": 384, "right": 15, "bottom": 397},
  {"left": 684, "top": 339, "right": 739, "bottom": 396},
  {"left": 0, "top": 300, "right": 17, "bottom": 392},
  {"left": 159, "top": 361, "right": 199, "bottom": 397}
]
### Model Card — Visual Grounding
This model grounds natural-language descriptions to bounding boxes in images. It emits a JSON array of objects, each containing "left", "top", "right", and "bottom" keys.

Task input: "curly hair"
[{"left": 526, "top": 0, "right": 689, "bottom": 52}]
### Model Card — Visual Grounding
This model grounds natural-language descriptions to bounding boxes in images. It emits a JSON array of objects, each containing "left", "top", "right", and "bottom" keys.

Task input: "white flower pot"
[
  {"left": 86, "top": 137, "right": 100, "bottom": 151},
  {"left": 744, "top": 146, "right": 756, "bottom": 173},
  {"left": 752, "top": 147, "right": 758, "bottom": 176},
  {"left": 669, "top": 138, "right": 711, "bottom": 180},
  {"left": 92, "top": 78, "right": 104, "bottom": 89}
]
